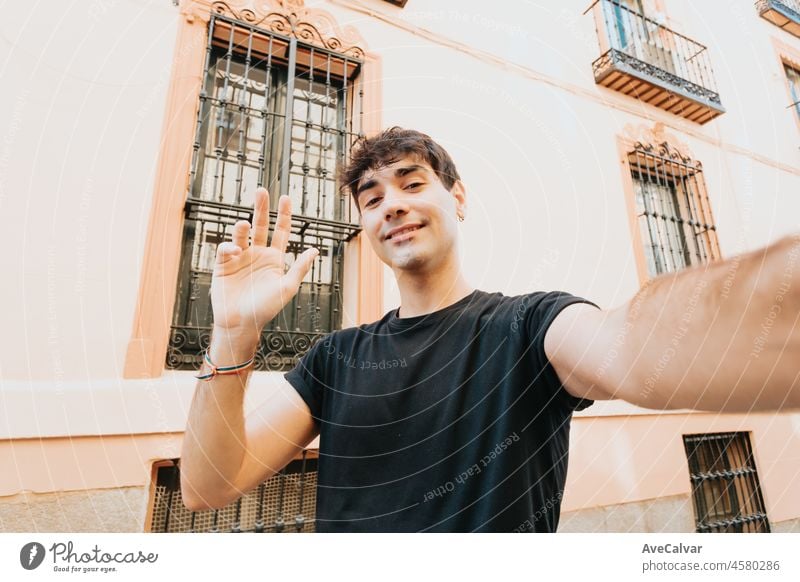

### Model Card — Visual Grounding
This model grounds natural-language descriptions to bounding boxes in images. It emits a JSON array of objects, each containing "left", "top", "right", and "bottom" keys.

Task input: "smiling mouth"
[{"left": 386, "top": 225, "right": 423, "bottom": 241}]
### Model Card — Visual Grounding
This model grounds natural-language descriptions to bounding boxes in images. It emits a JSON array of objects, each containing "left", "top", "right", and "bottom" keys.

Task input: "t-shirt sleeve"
[
  {"left": 284, "top": 334, "right": 331, "bottom": 426},
  {"left": 525, "top": 291, "right": 600, "bottom": 412}
]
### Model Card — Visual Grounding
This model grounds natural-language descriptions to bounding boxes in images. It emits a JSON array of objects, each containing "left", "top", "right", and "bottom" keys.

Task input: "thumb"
[
  {"left": 215, "top": 242, "right": 242, "bottom": 266},
  {"left": 281, "top": 247, "right": 320, "bottom": 294}
]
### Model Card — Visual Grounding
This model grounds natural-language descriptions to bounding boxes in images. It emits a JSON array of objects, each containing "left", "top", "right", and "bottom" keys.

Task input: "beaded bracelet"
[{"left": 195, "top": 349, "right": 256, "bottom": 381}]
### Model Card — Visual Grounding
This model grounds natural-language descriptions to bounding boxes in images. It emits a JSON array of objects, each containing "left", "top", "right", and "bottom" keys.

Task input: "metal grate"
[
  {"left": 167, "top": 14, "right": 364, "bottom": 372},
  {"left": 683, "top": 432, "right": 770, "bottom": 533},
  {"left": 149, "top": 454, "right": 318, "bottom": 533},
  {"left": 628, "top": 141, "right": 719, "bottom": 278}
]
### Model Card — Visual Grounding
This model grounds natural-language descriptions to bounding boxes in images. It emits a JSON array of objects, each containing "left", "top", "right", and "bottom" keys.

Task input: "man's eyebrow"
[
  {"left": 394, "top": 164, "right": 428, "bottom": 178},
  {"left": 356, "top": 165, "right": 428, "bottom": 197},
  {"left": 356, "top": 178, "right": 378, "bottom": 196}
]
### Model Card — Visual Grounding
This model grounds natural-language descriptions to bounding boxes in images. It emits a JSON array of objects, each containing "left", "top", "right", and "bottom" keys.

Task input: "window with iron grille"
[
  {"left": 683, "top": 432, "right": 770, "bottom": 533},
  {"left": 149, "top": 453, "right": 317, "bottom": 533},
  {"left": 167, "top": 14, "right": 363, "bottom": 372},
  {"left": 628, "top": 142, "right": 719, "bottom": 278},
  {"left": 785, "top": 62, "right": 800, "bottom": 122}
]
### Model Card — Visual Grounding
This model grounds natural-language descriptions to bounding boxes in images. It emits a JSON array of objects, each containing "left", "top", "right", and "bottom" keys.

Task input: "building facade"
[{"left": 1, "top": 0, "right": 798, "bottom": 532}]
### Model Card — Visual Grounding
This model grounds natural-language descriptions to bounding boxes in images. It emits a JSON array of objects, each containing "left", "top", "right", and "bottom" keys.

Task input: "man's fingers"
[
  {"left": 232, "top": 220, "right": 250, "bottom": 249},
  {"left": 215, "top": 241, "right": 242, "bottom": 265},
  {"left": 270, "top": 195, "right": 292, "bottom": 253},
  {"left": 252, "top": 187, "right": 270, "bottom": 246},
  {"left": 281, "top": 247, "right": 320, "bottom": 294}
]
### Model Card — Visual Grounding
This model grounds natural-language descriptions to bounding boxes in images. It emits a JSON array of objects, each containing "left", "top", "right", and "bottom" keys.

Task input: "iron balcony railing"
[
  {"left": 771, "top": 0, "right": 800, "bottom": 15},
  {"left": 757, "top": 0, "right": 800, "bottom": 23},
  {"left": 588, "top": 0, "right": 724, "bottom": 121},
  {"left": 756, "top": 0, "right": 800, "bottom": 37}
]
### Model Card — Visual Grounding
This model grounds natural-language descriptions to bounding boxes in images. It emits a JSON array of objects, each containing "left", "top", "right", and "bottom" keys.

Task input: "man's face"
[{"left": 354, "top": 157, "right": 466, "bottom": 272}]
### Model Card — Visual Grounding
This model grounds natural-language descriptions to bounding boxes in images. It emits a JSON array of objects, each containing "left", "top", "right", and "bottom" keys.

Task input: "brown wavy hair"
[{"left": 340, "top": 127, "right": 461, "bottom": 209}]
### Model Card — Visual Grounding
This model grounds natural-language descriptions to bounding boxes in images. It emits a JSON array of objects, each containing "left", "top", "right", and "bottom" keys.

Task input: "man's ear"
[{"left": 450, "top": 179, "right": 467, "bottom": 214}]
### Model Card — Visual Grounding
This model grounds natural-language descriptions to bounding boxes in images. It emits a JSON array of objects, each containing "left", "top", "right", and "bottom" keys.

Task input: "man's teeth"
[{"left": 391, "top": 226, "right": 419, "bottom": 239}]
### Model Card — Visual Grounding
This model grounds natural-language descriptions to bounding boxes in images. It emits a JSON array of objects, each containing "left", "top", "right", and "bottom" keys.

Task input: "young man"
[{"left": 180, "top": 128, "right": 800, "bottom": 532}]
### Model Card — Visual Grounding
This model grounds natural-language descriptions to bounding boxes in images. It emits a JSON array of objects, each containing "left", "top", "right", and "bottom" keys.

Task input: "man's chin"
[{"left": 387, "top": 248, "right": 428, "bottom": 271}]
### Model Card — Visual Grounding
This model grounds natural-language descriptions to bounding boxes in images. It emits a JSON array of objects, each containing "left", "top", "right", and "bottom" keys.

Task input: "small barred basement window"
[
  {"left": 683, "top": 432, "right": 770, "bottom": 533},
  {"left": 149, "top": 453, "right": 317, "bottom": 533}
]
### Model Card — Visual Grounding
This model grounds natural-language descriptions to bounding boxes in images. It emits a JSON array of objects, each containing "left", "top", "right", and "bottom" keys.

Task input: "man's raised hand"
[{"left": 210, "top": 188, "right": 319, "bottom": 337}]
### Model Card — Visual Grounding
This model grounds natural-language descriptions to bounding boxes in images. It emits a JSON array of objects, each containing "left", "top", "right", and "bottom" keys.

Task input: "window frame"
[
  {"left": 682, "top": 432, "right": 771, "bottom": 533},
  {"left": 124, "top": 1, "right": 384, "bottom": 379},
  {"left": 618, "top": 134, "right": 721, "bottom": 285},
  {"left": 782, "top": 60, "right": 800, "bottom": 128},
  {"left": 770, "top": 36, "right": 800, "bottom": 136},
  {"left": 167, "top": 14, "right": 363, "bottom": 372}
]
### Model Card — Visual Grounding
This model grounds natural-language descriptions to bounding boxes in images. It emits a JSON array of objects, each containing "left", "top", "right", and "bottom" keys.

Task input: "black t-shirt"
[{"left": 285, "top": 289, "right": 597, "bottom": 532}]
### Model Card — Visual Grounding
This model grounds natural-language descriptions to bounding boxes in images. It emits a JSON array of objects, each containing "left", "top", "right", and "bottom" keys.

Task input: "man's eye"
[
  {"left": 405, "top": 182, "right": 423, "bottom": 190},
  {"left": 365, "top": 197, "right": 381, "bottom": 208}
]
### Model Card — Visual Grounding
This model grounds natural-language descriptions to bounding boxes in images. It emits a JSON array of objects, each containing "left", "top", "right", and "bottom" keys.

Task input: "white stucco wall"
[{"left": 0, "top": 0, "right": 179, "bottom": 382}]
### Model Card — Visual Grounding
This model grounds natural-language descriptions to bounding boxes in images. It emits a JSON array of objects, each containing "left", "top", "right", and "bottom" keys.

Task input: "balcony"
[
  {"left": 756, "top": 0, "right": 800, "bottom": 37},
  {"left": 587, "top": 0, "right": 725, "bottom": 124}
]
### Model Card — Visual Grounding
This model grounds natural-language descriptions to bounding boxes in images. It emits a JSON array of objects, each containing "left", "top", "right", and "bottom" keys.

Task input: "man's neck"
[{"left": 394, "top": 258, "right": 473, "bottom": 318}]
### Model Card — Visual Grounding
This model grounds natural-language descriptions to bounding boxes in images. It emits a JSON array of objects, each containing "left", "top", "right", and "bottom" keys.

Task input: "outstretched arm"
[
  {"left": 545, "top": 234, "right": 800, "bottom": 411},
  {"left": 180, "top": 188, "right": 320, "bottom": 511}
]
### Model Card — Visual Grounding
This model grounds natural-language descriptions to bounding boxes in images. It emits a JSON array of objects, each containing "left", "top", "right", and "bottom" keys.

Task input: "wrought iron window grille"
[
  {"left": 149, "top": 453, "right": 318, "bottom": 533},
  {"left": 628, "top": 141, "right": 719, "bottom": 278},
  {"left": 683, "top": 432, "right": 770, "bottom": 533},
  {"left": 168, "top": 13, "right": 364, "bottom": 372}
]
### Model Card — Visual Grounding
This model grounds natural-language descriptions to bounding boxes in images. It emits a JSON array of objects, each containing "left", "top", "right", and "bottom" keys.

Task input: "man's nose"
[{"left": 383, "top": 187, "right": 410, "bottom": 220}]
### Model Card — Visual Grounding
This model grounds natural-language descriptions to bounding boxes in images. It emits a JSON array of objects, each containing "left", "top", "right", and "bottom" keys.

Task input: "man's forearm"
[
  {"left": 617, "top": 234, "right": 800, "bottom": 411},
  {"left": 180, "top": 327, "right": 259, "bottom": 509}
]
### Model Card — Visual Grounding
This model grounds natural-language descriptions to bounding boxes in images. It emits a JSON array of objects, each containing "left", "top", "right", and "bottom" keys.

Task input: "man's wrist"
[{"left": 208, "top": 326, "right": 261, "bottom": 366}]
